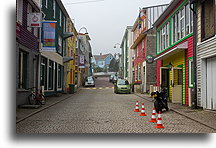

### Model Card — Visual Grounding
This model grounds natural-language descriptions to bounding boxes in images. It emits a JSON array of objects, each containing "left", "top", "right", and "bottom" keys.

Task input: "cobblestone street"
[{"left": 16, "top": 77, "right": 215, "bottom": 133}]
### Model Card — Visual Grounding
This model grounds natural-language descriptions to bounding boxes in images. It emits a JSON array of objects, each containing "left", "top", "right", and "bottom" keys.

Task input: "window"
[
  {"left": 172, "top": 15, "right": 176, "bottom": 43},
  {"left": 166, "top": 23, "right": 169, "bottom": 48},
  {"left": 16, "top": 0, "right": 23, "bottom": 24},
  {"left": 48, "top": 60, "right": 54, "bottom": 90},
  {"left": 27, "top": 3, "right": 32, "bottom": 31},
  {"left": 53, "top": 0, "right": 56, "bottom": 18},
  {"left": 180, "top": 8, "right": 185, "bottom": 38},
  {"left": 162, "top": 26, "right": 165, "bottom": 49},
  {"left": 58, "top": 64, "right": 62, "bottom": 88},
  {"left": 18, "top": 50, "right": 28, "bottom": 89},
  {"left": 63, "top": 16, "right": 66, "bottom": 32},
  {"left": 190, "top": 4, "right": 193, "bottom": 33},
  {"left": 58, "top": 36, "right": 62, "bottom": 54},
  {"left": 157, "top": 30, "right": 161, "bottom": 52},
  {"left": 201, "top": 0, "right": 215, "bottom": 41},
  {"left": 185, "top": 4, "right": 190, "bottom": 35},
  {"left": 45, "top": 0, "right": 48, "bottom": 8},
  {"left": 176, "top": 12, "right": 180, "bottom": 41},
  {"left": 59, "top": 10, "right": 62, "bottom": 26},
  {"left": 188, "top": 57, "right": 194, "bottom": 87},
  {"left": 40, "top": 57, "right": 47, "bottom": 90}
]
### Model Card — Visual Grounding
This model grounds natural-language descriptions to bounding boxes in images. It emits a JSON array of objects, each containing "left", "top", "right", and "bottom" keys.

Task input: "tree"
[{"left": 108, "top": 58, "right": 119, "bottom": 72}]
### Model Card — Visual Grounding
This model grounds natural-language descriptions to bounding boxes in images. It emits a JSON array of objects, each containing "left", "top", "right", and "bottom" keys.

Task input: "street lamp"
[{"left": 114, "top": 43, "right": 120, "bottom": 49}]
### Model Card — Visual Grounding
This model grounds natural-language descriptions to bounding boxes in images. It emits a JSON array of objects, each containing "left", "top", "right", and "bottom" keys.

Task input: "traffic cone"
[
  {"left": 139, "top": 103, "right": 147, "bottom": 116},
  {"left": 134, "top": 101, "right": 140, "bottom": 112},
  {"left": 149, "top": 108, "right": 157, "bottom": 122},
  {"left": 155, "top": 111, "right": 164, "bottom": 128}
]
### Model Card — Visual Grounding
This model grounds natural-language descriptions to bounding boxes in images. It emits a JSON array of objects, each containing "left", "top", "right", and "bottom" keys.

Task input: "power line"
[{"left": 64, "top": 0, "right": 105, "bottom": 5}]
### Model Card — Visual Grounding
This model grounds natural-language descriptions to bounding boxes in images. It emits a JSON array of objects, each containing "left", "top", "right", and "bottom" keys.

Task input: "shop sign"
[
  {"left": 28, "top": 13, "right": 42, "bottom": 27},
  {"left": 42, "top": 21, "right": 57, "bottom": 51}
]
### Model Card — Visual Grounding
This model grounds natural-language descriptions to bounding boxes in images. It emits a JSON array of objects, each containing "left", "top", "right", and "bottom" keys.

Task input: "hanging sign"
[
  {"left": 79, "top": 55, "right": 85, "bottom": 68},
  {"left": 42, "top": 21, "right": 57, "bottom": 51},
  {"left": 146, "top": 55, "right": 154, "bottom": 64},
  {"left": 28, "top": 13, "right": 42, "bottom": 27}
]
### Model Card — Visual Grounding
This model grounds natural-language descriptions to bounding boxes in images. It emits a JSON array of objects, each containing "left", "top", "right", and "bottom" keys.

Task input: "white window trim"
[
  {"left": 188, "top": 58, "right": 194, "bottom": 87},
  {"left": 16, "top": 0, "right": 23, "bottom": 24}
]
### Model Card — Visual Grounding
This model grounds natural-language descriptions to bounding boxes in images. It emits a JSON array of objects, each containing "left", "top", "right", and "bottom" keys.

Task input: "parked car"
[
  {"left": 85, "top": 76, "right": 95, "bottom": 87},
  {"left": 114, "top": 79, "right": 131, "bottom": 94}
]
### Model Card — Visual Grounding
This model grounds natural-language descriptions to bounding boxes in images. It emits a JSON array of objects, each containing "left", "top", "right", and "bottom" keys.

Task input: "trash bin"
[{"left": 69, "top": 84, "right": 75, "bottom": 94}]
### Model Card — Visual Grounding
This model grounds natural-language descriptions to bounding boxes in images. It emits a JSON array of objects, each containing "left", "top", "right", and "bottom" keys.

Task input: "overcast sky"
[{"left": 62, "top": 0, "right": 171, "bottom": 55}]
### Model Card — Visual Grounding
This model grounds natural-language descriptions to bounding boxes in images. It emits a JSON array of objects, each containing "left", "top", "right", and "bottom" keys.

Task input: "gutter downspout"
[{"left": 190, "top": 0, "right": 198, "bottom": 109}]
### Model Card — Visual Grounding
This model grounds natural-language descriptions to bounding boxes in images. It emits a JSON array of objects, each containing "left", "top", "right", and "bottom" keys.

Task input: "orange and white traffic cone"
[
  {"left": 139, "top": 103, "right": 147, "bottom": 116},
  {"left": 134, "top": 101, "right": 140, "bottom": 112},
  {"left": 155, "top": 111, "right": 164, "bottom": 128},
  {"left": 149, "top": 108, "right": 157, "bottom": 122}
]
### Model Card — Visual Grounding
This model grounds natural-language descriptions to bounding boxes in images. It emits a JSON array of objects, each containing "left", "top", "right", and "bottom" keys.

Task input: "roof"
[
  {"left": 153, "top": 0, "right": 182, "bottom": 27},
  {"left": 93, "top": 53, "right": 113, "bottom": 61}
]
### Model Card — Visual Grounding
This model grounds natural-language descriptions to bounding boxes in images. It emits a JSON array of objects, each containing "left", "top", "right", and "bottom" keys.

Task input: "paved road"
[{"left": 16, "top": 77, "right": 215, "bottom": 133}]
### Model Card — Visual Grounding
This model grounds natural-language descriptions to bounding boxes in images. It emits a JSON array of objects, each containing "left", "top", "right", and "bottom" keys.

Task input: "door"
[
  {"left": 172, "top": 67, "right": 183, "bottom": 103},
  {"left": 160, "top": 67, "right": 169, "bottom": 100},
  {"left": 160, "top": 67, "right": 169, "bottom": 89},
  {"left": 206, "top": 57, "right": 216, "bottom": 110}
]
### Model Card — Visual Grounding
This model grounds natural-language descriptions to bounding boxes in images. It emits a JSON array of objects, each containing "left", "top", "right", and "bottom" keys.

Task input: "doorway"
[
  {"left": 160, "top": 67, "right": 169, "bottom": 99},
  {"left": 206, "top": 57, "right": 216, "bottom": 110},
  {"left": 172, "top": 67, "right": 183, "bottom": 103}
]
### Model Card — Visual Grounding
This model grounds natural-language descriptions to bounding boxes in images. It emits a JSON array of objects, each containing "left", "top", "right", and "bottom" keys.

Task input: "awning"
[
  {"left": 154, "top": 41, "right": 188, "bottom": 60},
  {"left": 63, "top": 32, "right": 74, "bottom": 40},
  {"left": 63, "top": 56, "right": 74, "bottom": 63}
]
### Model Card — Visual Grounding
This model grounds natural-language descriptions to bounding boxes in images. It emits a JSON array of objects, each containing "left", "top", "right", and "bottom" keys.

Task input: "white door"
[
  {"left": 206, "top": 57, "right": 216, "bottom": 110},
  {"left": 172, "top": 67, "right": 183, "bottom": 103}
]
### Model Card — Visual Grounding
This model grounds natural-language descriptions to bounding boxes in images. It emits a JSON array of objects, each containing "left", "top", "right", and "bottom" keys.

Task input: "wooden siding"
[
  {"left": 17, "top": 0, "right": 39, "bottom": 51},
  {"left": 163, "top": 50, "right": 185, "bottom": 102},
  {"left": 197, "top": 36, "right": 216, "bottom": 107},
  {"left": 156, "top": 36, "right": 193, "bottom": 104}
]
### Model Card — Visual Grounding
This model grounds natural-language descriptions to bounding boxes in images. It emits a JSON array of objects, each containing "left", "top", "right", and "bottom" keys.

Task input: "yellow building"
[{"left": 63, "top": 18, "right": 78, "bottom": 92}]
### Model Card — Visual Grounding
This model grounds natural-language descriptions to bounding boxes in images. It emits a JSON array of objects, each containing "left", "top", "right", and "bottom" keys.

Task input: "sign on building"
[
  {"left": 28, "top": 13, "right": 42, "bottom": 27},
  {"left": 79, "top": 55, "right": 85, "bottom": 68},
  {"left": 42, "top": 21, "right": 57, "bottom": 51}
]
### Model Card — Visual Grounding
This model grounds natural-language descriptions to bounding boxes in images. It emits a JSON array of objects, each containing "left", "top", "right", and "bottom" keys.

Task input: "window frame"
[
  {"left": 188, "top": 57, "right": 194, "bottom": 88},
  {"left": 16, "top": 0, "right": 23, "bottom": 24},
  {"left": 201, "top": 0, "right": 215, "bottom": 41},
  {"left": 48, "top": 60, "right": 54, "bottom": 90},
  {"left": 18, "top": 50, "right": 28, "bottom": 89},
  {"left": 53, "top": 0, "right": 56, "bottom": 18}
]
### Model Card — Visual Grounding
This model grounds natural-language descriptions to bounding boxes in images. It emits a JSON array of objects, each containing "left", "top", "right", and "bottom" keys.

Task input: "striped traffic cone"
[
  {"left": 134, "top": 101, "right": 140, "bottom": 112},
  {"left": 149, "top": 108, "right": 157, "bottom": 122},
  {"left": 139, "top": 103, "right": 147, "bottom": 116},
  {"left": 155, "top": 111, "right": 164, "bottom": 128}
]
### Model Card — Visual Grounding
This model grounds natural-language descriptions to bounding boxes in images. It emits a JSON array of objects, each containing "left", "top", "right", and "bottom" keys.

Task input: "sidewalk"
[
  {"left": 135, "top": 93, "right": 216, "bottom": 130},
  {"left": 16, "top": 93, "right": 76, "bottom": 123}
]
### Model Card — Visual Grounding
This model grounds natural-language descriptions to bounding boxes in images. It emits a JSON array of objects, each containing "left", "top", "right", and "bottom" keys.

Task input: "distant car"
[
  {"left": 109, "top": 74, "right": 115, "bottom": 82},
  {"left": 114, "top": 79, "right": 131, "bottom": 94},
  {"left": 85, "top": 76, "right": 95, "bottom": 87}
]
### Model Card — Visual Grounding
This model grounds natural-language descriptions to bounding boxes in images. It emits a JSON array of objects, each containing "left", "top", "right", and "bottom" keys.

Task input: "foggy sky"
[{"left": 62, "top": 0, "right": 171, "bottom": 55}]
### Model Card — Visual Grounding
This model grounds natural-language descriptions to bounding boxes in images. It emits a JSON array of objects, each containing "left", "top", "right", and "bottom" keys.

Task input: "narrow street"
[{"left": 16, "top": 77, "right": 215, "bottom": 133}]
